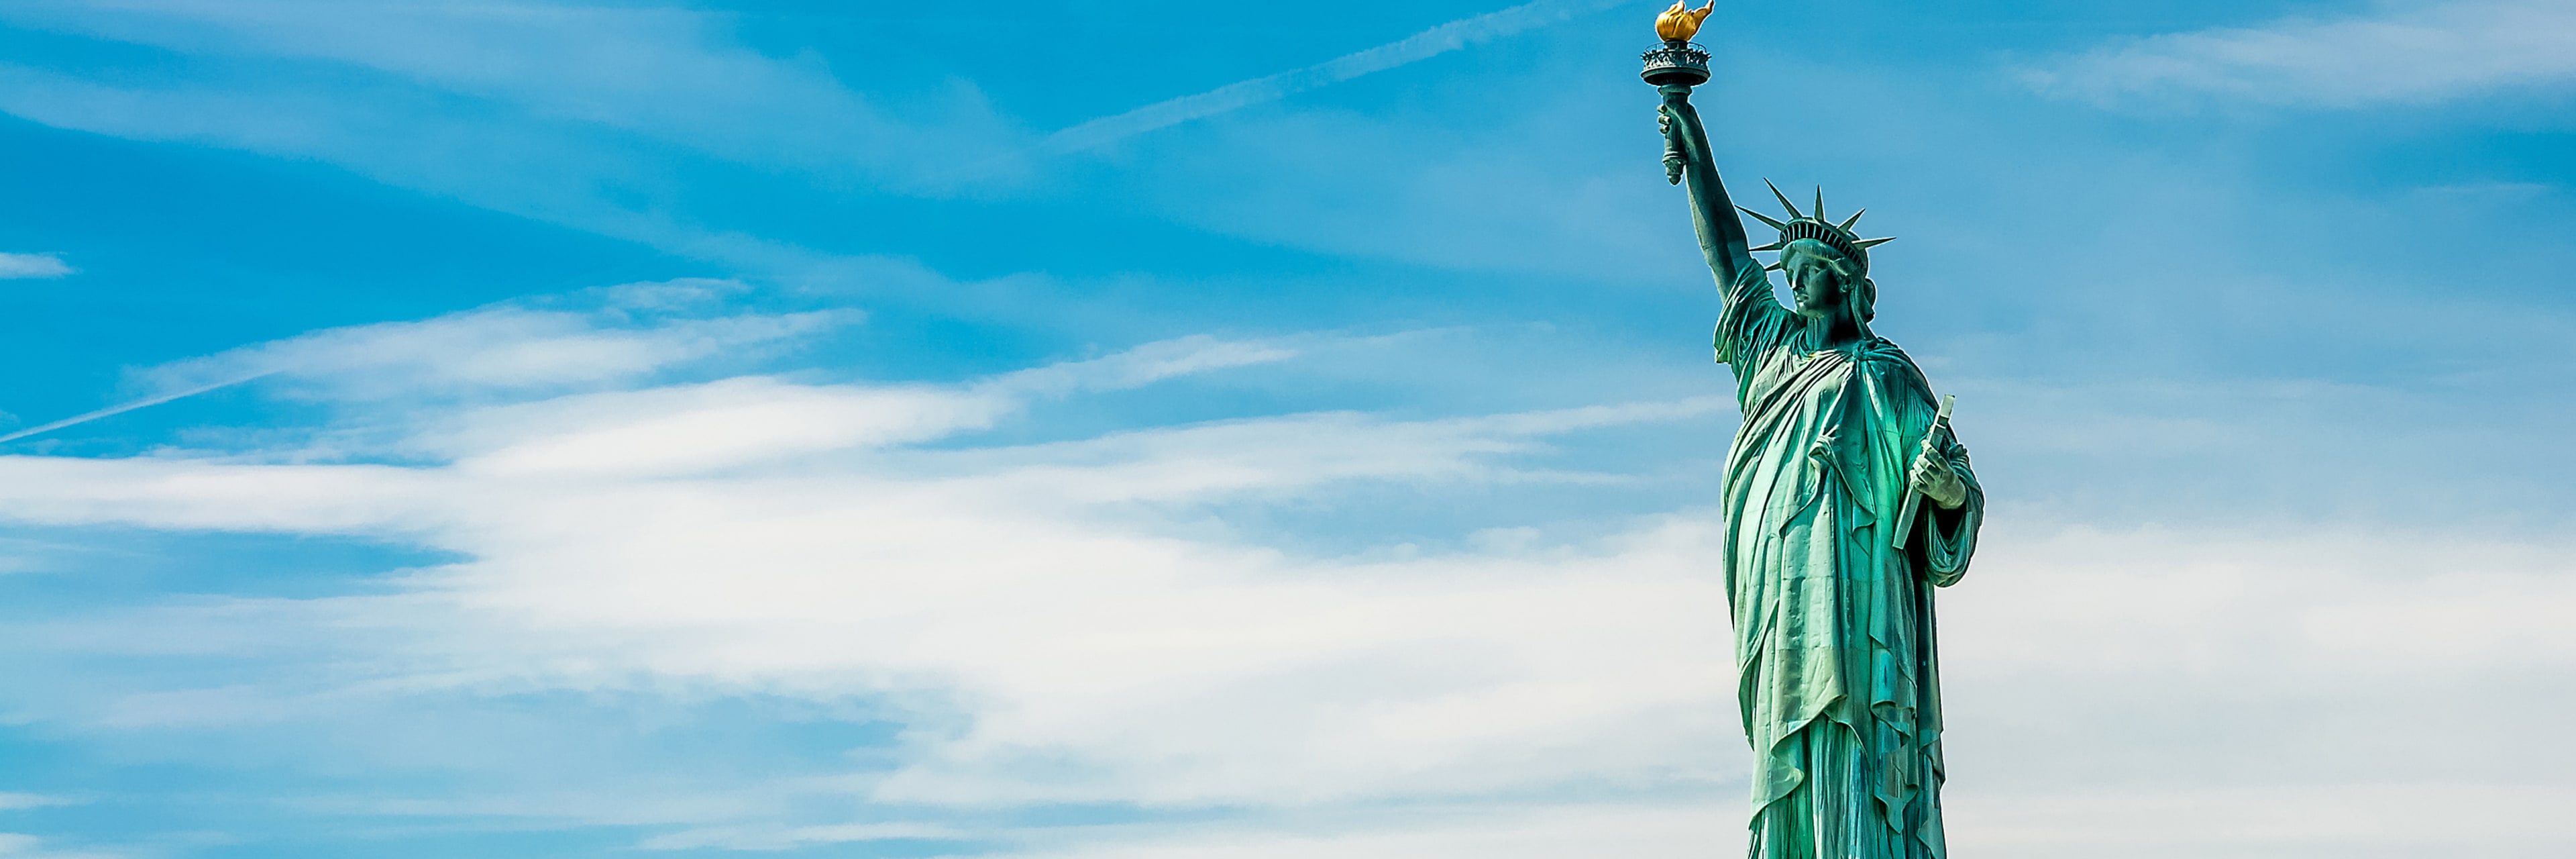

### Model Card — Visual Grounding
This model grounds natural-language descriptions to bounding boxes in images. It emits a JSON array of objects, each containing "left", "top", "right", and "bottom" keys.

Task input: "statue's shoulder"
[
  {"left": 1857, "top": 337, "right": 1935, "bottom": 400},
  {"left": 1855, "top": 336, "right": 1918, "bottom": 367}
]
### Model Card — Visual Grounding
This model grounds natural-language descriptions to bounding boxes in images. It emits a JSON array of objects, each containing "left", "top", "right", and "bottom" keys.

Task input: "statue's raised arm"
[{"left": 1656, "top": 88, "right": 1760, "bottom": 293}]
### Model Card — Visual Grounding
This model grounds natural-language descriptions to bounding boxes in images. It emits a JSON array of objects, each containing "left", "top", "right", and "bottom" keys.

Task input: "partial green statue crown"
[{"left": 1738, "top": 181, "right": 1895, "bottom": 274}]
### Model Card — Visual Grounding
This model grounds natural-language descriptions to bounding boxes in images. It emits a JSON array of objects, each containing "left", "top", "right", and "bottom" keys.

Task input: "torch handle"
[{"left": 1660, "top": 85, "right": 1692, "bottom": 185}]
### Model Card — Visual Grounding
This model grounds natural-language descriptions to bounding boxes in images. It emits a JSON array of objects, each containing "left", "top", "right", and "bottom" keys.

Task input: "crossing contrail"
[
  {"left": 1044, "top": 0, "right": 1631, "bottom": 153},
  {"left": 0, "top": 372, "right": 274, "bottom": 446}
]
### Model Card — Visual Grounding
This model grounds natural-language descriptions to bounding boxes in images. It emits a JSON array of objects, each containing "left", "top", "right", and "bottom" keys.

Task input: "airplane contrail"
[
  {"left": 0, "top": 372, "right": 275, "bottom": 446},
  {"left": 1044, "top": 0, "right": 1632, "bottom": 153}
]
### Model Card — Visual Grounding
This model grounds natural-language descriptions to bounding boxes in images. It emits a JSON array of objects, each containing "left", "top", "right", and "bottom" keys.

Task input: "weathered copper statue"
[{"left": 1646, "top": 5, "right": 1989, "bottom": 856}]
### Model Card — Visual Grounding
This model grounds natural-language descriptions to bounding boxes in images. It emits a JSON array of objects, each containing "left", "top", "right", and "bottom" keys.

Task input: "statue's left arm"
[{"left": 1907, "top": 421, "right": 1984, "bottom": 587}]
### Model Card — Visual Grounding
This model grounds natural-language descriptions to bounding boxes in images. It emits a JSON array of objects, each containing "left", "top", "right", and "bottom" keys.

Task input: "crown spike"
[
  {"left": 1764, "top": 260, "right": 1785, "bottom": 270},
  {"left": 1856, "top": 236, "right": 1896, "bottom": 248},
  {"left": 1837, "top": 209, "right": 1866, "bottom": 231},
  {"left": 1748, "top": 241, "right": 1784, "bottom": 252},
  {"left": 1762, "top": 179, "right": 1803, "bottom": 219},
  {"left": 1813, "top": 187, "right": 1827, "bottom": 222},
  {"left": 1737, "top": 205, "right": 1790, "bottom": 231}
]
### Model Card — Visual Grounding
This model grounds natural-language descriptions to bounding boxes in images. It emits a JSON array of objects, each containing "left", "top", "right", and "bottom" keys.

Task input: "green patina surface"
[{"left": 1658, "top": 80, "right": 1986, "bottom": 859}]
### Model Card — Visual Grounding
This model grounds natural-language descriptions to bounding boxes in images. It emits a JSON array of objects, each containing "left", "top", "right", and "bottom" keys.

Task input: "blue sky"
[{"left": 0, "top": 1, "right": 2571, "bottom": 856}]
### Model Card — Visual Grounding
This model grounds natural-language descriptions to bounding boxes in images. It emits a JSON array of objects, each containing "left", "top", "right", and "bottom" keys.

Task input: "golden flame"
[{"left": 1655, "top": 1, "right": 1715, "bottom": 42}]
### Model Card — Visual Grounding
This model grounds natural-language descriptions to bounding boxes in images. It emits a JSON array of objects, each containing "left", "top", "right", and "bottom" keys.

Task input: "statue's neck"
[{"left": 1799, "top": 312, "right": 1869, "bottom": 352}]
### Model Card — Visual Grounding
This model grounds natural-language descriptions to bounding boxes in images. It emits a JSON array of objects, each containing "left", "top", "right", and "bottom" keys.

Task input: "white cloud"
[
  {"left": 2026, "top": 0, "right": 2576, "bottom": 107},
  {"left": 0, "top": 254, "right": 73, "bottom": 279},
  {"left": 0, "top": 330, "right": 1743, "bottom": 816},
  {"left": 8, "top": 397, "right": 2575, "bottom": 855},
  {"left": 0, "top": 795, "right": 78, "bottom": 811},
  {"left": 0, "top": 833, "right": 122, "bottom": 859},
  {"left": 1949, "top": 783, "right": 2576, "bottom": 858},
  {"left": 1004, "top": 804, "right": 1728, "bottom": 859},
  {"left": 432, "top": 378, "right": 1009, "bottom": 477},
  {"left": 0, "top": 303, "right": 2571, "bottom": 857},
  {"left": 0, "top": 279, "right": 853, "bottom": 448},
  {"left": 137, "top": 279, "right": 846, "bottom": 401},
  {"left": 638, "top": 822, "right": 968, "bottom": 852},
  {"left": 981, "top": 336, "right": 1301, "bottom": 399}
]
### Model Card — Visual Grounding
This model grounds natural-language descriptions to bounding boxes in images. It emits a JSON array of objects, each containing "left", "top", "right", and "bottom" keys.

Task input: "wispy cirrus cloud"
[
  {"left": 0, "top": 0, "right": 1032, "bottom": 283},
  {"left": 0, "top": 832, "right": 123, "bottom": 859},
  {"left": 0, "top": 279, "right": 851, "bottom": 448},
  {"left": 0, "top": 0, "right": 1662, "bottom": 312},
  {"left": 0, "top": 0, "right": 1024, "bottom": 187},
  {"left": 0, "top": 253, "right": 74, "bottom": 279},
  {"left": 2024, "top": 0, "right": 2576, "bottom": 107},
  {"left": 0, "top": 794, "right": 80, "bottom": 811},
  {"left": 134, "top": 279, "right": 850, "bottom": 403}
]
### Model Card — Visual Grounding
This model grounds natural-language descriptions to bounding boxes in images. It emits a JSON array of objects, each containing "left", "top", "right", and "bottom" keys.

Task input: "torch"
[{"left": 1642, "top": 2, "right": 1715, "bottom": 185}]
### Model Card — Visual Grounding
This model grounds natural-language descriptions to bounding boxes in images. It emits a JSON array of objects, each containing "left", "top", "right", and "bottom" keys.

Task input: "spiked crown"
[{"left": 1739, "top": 179, "right": 1894, "bottom": 274}]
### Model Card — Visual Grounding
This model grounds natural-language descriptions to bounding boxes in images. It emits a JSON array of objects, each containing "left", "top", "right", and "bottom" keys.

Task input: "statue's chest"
[
  {"left": 1749, "top": 350, "right": 1862, "bottom": 437},
  {"left": 1743, "top": 350, "right": 1890, "bottom": 509}
]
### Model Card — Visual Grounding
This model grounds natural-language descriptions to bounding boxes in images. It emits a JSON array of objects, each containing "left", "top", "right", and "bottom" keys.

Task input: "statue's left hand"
[{"left": 1909, "top": 450, "right": 1968, "bottom": 510}]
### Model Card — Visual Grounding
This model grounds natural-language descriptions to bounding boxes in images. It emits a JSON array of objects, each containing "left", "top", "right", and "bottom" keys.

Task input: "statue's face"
[{"left": 1782, "top": 244, "right": 1846, "bottom": 319}]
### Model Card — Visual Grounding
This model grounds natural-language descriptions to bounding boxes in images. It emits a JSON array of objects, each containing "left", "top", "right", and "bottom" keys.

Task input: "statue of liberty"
[{"left": 1646, "top": 5, "right": 1987, "bottom": 857}]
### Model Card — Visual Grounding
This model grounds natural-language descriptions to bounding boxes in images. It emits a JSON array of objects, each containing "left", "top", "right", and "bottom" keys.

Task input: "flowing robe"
[{"left": 1714, "top": 262, "right": 1984, "bottom": 859}]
